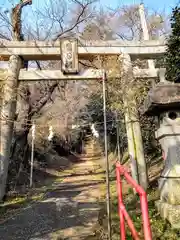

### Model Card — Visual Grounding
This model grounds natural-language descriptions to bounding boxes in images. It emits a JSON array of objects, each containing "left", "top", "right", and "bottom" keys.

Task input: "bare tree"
[
  {"left": 0, "top": 0, "right": 96, "bottom": 197},
  {"left": 0, "top": 0, "right": 32, "bottom": 201},
  {"left": 108, "top": 4, "right": 170, "bottom": 41}
]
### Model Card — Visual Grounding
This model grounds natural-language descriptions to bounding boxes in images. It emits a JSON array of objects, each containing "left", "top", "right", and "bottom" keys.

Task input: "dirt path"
[{"left": 0, "top": 140, "right": 105, "bottom": 240}]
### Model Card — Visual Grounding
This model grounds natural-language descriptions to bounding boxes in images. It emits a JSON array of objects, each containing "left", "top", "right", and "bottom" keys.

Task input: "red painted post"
[
  {"left": 116, "top": 163, "right": 152, "bottom": 240},
  {"left": 121, "top": 206, "right": 140, "bottom": 240},
  {"left": 140, "top": 194, "right": 152, "bottom": 240},
  {"left": 122, "top": 171, "right": 152, "bottom": 240},
  {"left": 116, "top": 167, "right": 125, "bottom": 240}
]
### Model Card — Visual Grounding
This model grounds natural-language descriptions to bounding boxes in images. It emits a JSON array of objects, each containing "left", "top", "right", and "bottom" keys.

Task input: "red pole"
[
  {"left": 116, "top": 167, "right": 125, "bottom": 240},
  {"left": 116, "top": 163, "right": 152, "bottom": 240},
  {"left": 121, "top": 206, "right": 140, "bottom": 240},
  {"left": 140, "top": 194, "right": 152, "bottom": 240},
  {"left": 123, "top": 168, "right": 152, "bottom": 240}
]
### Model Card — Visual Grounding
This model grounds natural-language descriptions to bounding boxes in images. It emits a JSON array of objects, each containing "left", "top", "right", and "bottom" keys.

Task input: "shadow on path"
[
  {"left": 0, "top": 177, "right": 104, "bottom": 240},
  {"left": 0, "top": 139, "right": 105, "bottom": 240}
]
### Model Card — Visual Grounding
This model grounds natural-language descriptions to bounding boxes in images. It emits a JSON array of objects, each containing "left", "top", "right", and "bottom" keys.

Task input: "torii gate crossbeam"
[
  {"left": 0, "top": 68, "right": 166, "bottom": 81},
  {"left": 0, "top": 39, "right": 166, "bottom": 61}
]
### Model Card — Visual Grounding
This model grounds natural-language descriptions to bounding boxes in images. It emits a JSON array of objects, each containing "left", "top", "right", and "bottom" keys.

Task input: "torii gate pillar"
[{"left": 122, "top": 53, "right": 148, "bottom": 190}]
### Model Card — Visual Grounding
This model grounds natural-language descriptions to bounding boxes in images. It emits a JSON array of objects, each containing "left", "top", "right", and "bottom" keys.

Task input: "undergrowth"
[{"left": 95, "top": 177, "right": 180, "bottom": 240}]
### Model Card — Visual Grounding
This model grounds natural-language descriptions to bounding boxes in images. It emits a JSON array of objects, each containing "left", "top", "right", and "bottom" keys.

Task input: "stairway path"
[{"left": 0, "top": 140, "right": 105, "bottom": 240}]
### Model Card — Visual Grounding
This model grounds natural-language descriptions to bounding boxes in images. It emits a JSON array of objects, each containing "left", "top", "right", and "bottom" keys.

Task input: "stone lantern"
[{"left": 143, "top": 82, "right": 180, "bottom": 228}]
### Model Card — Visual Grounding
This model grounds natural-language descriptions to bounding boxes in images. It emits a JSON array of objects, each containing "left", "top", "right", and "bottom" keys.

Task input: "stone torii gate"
[
  {"left": 0, "top": 39, "right": 166, "bottom": 83},
  {"left": 0, "top": 38, "right": 166, "bottom": 200},
  {"left": 0, "top": 38, "right": 168, "bottom": 240}
]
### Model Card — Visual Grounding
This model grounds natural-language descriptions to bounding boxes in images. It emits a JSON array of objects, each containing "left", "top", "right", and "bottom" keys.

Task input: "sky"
[
  {"left": 99, "top": 0, "right": 179, "bottom": 12},
  {"left": 0, "top": 0, "right": 179, "bottom": 13},
  {"left": 0, "top": 0, "right": 178, "bottom": 69}
]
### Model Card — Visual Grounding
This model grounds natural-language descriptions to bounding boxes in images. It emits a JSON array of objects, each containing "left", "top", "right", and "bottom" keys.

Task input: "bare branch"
[
  {"left": 53, "top": 0, "right": 95, "bottom": 40},
  {"left": 11, "top": 0, "right": 32, "bottom": 40},
  {"left": 29, "top": 82, "right": 59, "bottom": 118}
]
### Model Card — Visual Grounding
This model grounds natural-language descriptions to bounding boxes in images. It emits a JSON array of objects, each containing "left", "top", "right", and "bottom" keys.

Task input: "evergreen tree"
[{"left": 165, "top": 6, "right": 180, "bottom": 82}]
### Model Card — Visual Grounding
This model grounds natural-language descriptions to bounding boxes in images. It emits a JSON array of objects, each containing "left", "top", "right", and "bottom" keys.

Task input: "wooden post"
[
  {"left": 102, "top": 71, "right": 112, "bottom": 240},
  {"left": 139, "top": 3, "right": 155, "bottom": 70},
  {"left": 124, "top": 100, "right": 139, "bottom": 184},
  {"left": 131, "top": 100, "right": 148, "bottom": 190},
  {"left": 138, "top": 3, "right": 152, "bottom": 188},
  {"left": 122, "top": 53, "right": 148, "bottom": 190},
  {"left": 0, "top": 0, "right": 32, "bottom": 200},
  {"left": 115, "top": 111, "right": 121, "bottom": 162},
  {"left": 139, "top": 3, "right": 156, "bottom": 88},
  {"left": 30, "top": 122, "right": 35, "bottom": 187},
  {"left": 122, "top": 53, "right": 139, "bottom": 184}
]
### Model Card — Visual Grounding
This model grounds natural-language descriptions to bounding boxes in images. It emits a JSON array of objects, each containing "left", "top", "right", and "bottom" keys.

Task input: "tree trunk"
[
  {"left": 0, "top": 55, "right": 21, "bottom": 200},
  {"left": 13, "top": 128, "right": 31, "bottom": 168}
]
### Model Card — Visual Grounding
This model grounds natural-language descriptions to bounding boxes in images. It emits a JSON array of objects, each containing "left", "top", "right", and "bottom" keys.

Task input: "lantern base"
[{"left": 156, "top": 200, "right": 180, "bottom": 229}]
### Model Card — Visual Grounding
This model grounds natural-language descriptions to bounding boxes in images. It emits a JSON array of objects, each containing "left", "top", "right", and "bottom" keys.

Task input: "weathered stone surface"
[
  {"left": 156, "top": 200, "right": 180, "bottom": 229},
  {"left": 142, "top": 83, "right": 180, "bottom": 115},
  {"left": 1, "top": 39, "right": 166, "bottom": 61},
  {"left": 143, "top": 83, "right": 180, "bottom": 228},
  {"left": 159, "top": 166, "right": 180, "bottom": 205},
  {"left": 156, "top": 117, "right": 180, "bottom": 205}
]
